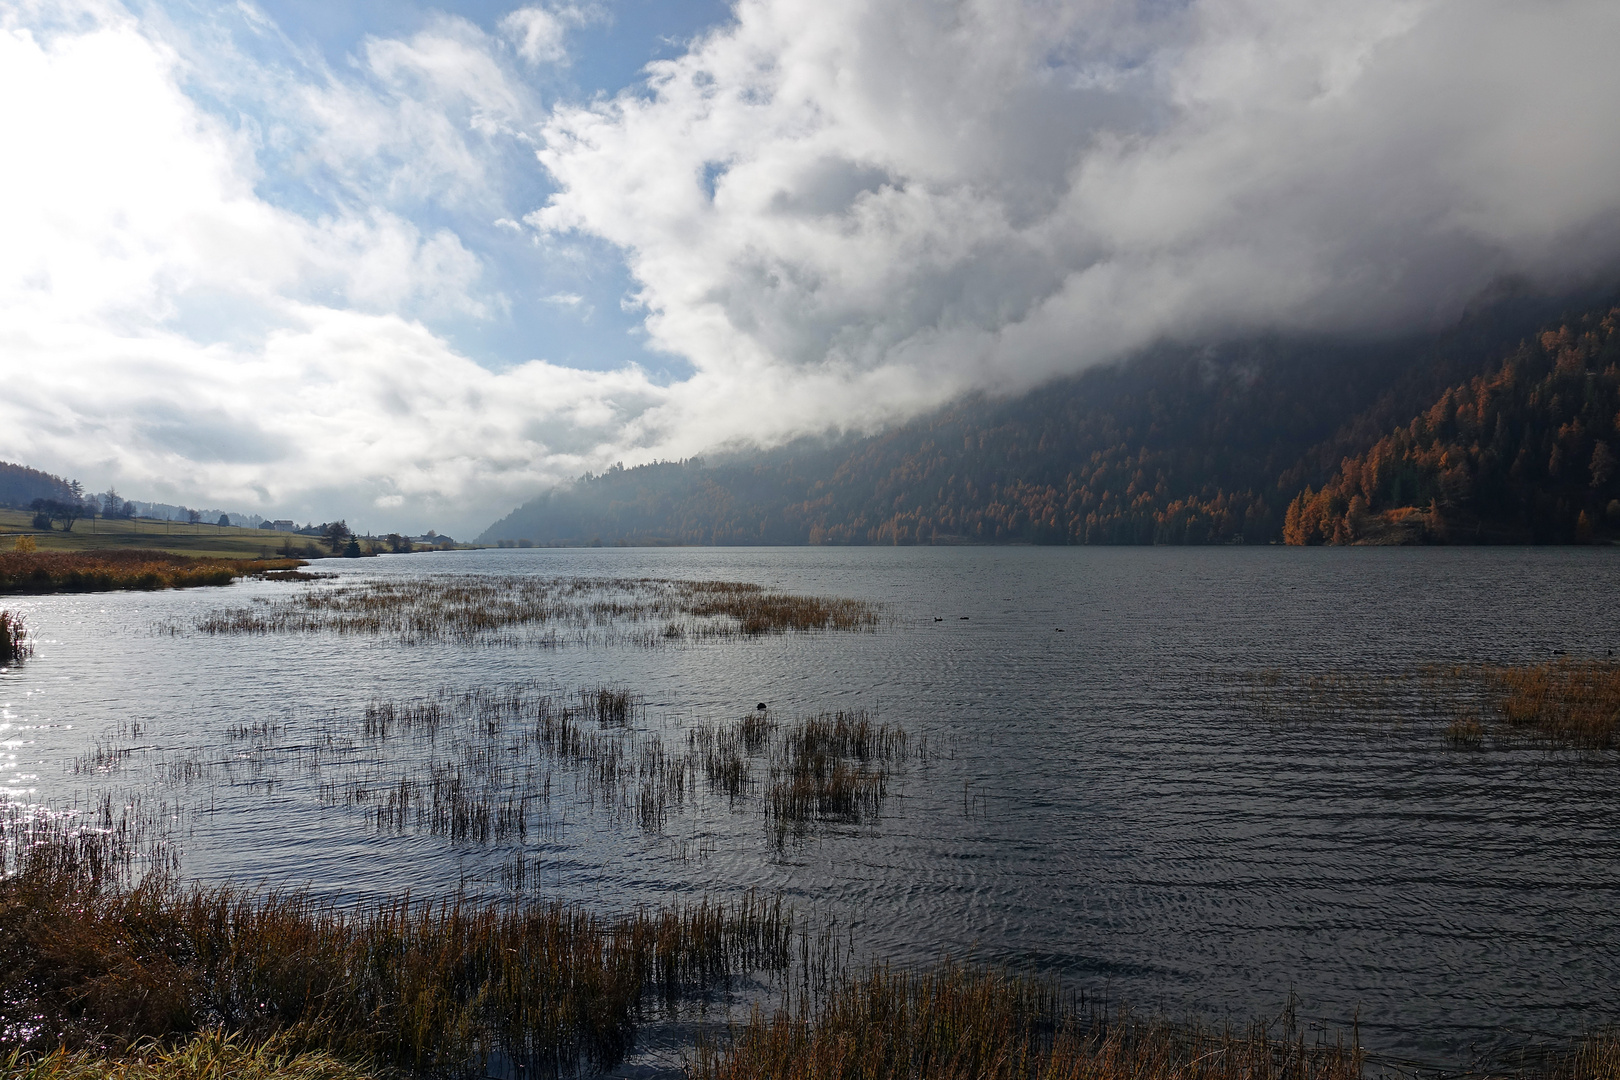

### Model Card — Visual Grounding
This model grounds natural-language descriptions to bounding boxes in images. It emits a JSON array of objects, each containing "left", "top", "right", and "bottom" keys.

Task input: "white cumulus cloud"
[{"left": 534, "top": 0, "right": 1620, "bottom": 432}]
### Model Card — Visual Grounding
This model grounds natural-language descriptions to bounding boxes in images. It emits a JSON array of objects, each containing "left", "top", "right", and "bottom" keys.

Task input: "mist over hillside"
[{"left": 481, "top": 291, "right": 1620, "bottom": 547}]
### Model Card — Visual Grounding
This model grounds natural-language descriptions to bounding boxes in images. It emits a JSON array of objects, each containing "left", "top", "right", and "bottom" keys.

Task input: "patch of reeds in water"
[
  {"left": 1221, "top": 659, "right": 1620, "bottom": 754},
  {"left": 0, "top": 550, "right": 305, "bottom": 594},
  {"left": 191, "top": 575, "right": 883, "bottom": 645},
  {"left": 0, "top": 830, "right": 791, "bottom": 1076},
  {"left": 1476, "top": 659, "right": 1620, "bottom": 750},
  {"left": 312, "top": 686, "right": 920, "bottom": 850},
  {"left": 696, "top": 961, "right": 1364, "bottom": 1080},
  {"left": 0, "top": 608, "right": 29, "bottom": 663},
  {"left": 763, "top": 711, "right": 908, "bottom": 847}
]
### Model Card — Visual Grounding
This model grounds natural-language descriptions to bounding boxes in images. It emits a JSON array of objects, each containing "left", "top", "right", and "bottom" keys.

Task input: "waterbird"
[
  {"left": 959, "top": 616, "right": 969, "bottom": 620},
  {"left": 934, "top": 617, "right": 943, "bottom": 621},
  {"left": 1056, "top": 628, "right": 1064, "bottom": 632},
  {"left": 756, "top": 702, "right": 767, "bottom": 711}
]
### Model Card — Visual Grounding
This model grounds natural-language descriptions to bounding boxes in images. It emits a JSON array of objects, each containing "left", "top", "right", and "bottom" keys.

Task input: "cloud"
[
  {"left": 535, "top": 0, "right": 1620, "bottom": 425},
  {"left": 5, "top": 0, "right": 1620, "bottom": 533},
  {"left": 0, "top": 1, "right": 639, "bottom": 532},
  {"left": 500, "top": 3, "right": 603, "bottom": 66}
]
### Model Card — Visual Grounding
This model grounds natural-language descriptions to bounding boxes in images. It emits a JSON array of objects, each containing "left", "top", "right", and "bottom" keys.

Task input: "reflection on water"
[{"left": 2, "top": 546, "right": 1619, "bottom": 1072}]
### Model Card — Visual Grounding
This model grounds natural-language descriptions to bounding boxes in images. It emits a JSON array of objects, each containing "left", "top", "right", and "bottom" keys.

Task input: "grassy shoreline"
[
  {"left": 0, "top": 549, "right": 306, "bottom": 594},
  {"left": 0, "top": 831, "right": 790, "bottom": 1077},
  {"left": 2, "top": 826, "right": 1615, "bottom": 1079}
]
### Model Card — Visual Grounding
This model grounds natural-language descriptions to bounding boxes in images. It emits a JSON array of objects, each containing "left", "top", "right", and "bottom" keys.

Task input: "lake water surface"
[{"left": 3, "top": 546, "right": 1618, "bottom": 1074}]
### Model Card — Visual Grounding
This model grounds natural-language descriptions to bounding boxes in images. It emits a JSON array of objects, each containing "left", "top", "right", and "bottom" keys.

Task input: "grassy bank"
[
  {"left": 0, "top": 831, "right": 790, "bottom": 1076},
  {"left": 0, "top": 549, "right": 305, "bottom": 594},
  {"left": 0, "top": 508, "right": 309, "bottom": 560},
  {"left": 696, "top": 964, "right": 1620, "bottom": 1080},
  {"left": 2, "top": 1031, "right": 380, "bottom": 1080}
]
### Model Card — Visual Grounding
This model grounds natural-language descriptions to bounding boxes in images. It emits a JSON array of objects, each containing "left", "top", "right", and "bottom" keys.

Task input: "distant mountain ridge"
[{"left": 483, "top": 291, "right": 1620, "bottom": 546}]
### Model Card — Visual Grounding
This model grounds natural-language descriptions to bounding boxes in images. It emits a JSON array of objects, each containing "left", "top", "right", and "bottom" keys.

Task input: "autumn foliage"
[{"left": 1285, "top": 307, "right": 1620, "bottom": 544}]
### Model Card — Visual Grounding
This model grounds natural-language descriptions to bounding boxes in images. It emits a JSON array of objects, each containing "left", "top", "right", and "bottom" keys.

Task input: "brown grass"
[
  {"left": 0, "top": 830, "right": 791, "bottom": 1076},
  {"left": 765, "top": 711, "right": 907, "bottom": 846},
  {"left": 2, "top": 1030, "right": 379, "bottom": 1080},
  {"left": 0, "top": 550, "right": 306, "bottom": 594},
  {"left": 1477, "top": 659, "right": 1620, "bottom": 750},
  {"left": 1220, "top": 659, "right": 1620, "bottom": 753},
  {"left": 696, "top": 962, "right": 1364, "bottom": 1080}
]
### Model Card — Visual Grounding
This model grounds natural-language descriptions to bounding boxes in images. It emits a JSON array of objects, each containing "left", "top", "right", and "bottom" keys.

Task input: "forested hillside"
[
  {"left": 482, "top": 294, "right": 1620, "bottom": 546},
  {"left": 0, "top": 461, "right": 76, "bottom": 510},
  {"left": 1285, "top": 306, "right": 1620, "bottom": 544}
]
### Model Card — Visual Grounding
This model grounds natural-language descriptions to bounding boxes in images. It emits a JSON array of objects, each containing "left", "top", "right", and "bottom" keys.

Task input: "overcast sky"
[{"left": 3, "top": 0, "right": 1619, "bottom": 535}]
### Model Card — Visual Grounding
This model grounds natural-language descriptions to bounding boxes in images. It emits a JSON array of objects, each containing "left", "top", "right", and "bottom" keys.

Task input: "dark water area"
[{"left": 3, "top": 546, "right": 1618, "bottom": 1074}]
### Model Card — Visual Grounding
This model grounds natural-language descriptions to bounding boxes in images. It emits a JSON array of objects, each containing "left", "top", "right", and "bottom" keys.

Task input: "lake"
[{"left": 3, "top": 546, "right": 1618, "bottom": 1074}]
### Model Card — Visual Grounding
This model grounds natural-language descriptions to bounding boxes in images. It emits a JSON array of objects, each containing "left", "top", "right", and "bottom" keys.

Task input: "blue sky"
[
  {"left": 3, "top": 0, "right": 1619, "bottom": 535},
  {"left": 170, "top": 0, "right": 735, "bottom": 382}
]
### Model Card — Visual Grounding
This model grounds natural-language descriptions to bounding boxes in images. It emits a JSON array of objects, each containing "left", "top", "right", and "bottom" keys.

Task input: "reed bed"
[
  {"left": 0, "top": 609, "right": 28, "bottom": 662},
  {"left": 1220, "top": 659, "right": 1620, "bottom": 753},
  {"left": 0, "top": 831, "right": 792, "bottom": 1076},
  {"left": 317, "top": 686, "right": 917, "bottom": 848},
  {"left": 0, "top": 550, "right": 304, "bottom": 594},
  {"left": 764, "top": 712, "right": 908, "bottom": 846},
  {"left": 695, "top": 961, "right": 1364, "bottom": 1080},
  {"left": 191, "top": 575, "right": 882, "bottom": 645},
  {"left": 1475, "top": 659, "right": 1620, "bottom": 750}
]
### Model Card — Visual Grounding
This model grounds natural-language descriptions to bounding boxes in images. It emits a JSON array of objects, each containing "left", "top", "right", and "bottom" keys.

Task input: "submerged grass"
[
  {"left": 1221, "top": 657, "right": 1620, "bottom": 754},
  {"left": 323, "top": 687, "right": 918, "bottom": 849},
  {"left": 0, "top": 829, "right": 791, "bottom": 1076},
  {"left": 1476, "top": 659, "right": 1620, "bottom": 750},
  {"left": 193, "top": 575, "right": 883, "bottom": 645},
  {"left": 696, "top": 961, "right": 1364, "bottom": 1080},
  {"left": 0, "top": 550, "right": 305, "bottom": 594}
]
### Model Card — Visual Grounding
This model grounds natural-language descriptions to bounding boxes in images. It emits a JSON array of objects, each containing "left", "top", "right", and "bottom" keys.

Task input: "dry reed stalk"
[
  {"left": 765, "top": 710, "right": 906, "bottom": 845},
  {"left": 0, "top": 608, "right": 28, "bottom": 662},
  {"left": 1221, "top": 660, "right": 1620, "bottom": 753}
]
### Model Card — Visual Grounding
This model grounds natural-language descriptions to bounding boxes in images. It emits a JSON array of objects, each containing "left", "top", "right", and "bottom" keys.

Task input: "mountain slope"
[
  {"left": 481, "top": 294, "right": 1610, "bottom": 546},
  {"left": 1285, "top": 306, "right": 1620, "bottom": 544}
]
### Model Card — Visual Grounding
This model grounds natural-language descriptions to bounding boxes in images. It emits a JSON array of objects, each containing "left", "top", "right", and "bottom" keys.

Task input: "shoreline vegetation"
[
  {"left": 192, "top": 575, "right": 885, "bottom": 644},
  {"left": 0, "top": 549, "right": 306, "bottom": 595},
  {"left": 2, "top": 829, "right": 1616, "bottom": 1080},
  {"left": 0, "top": 826, "right": 792, "bottom": 1077}
]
